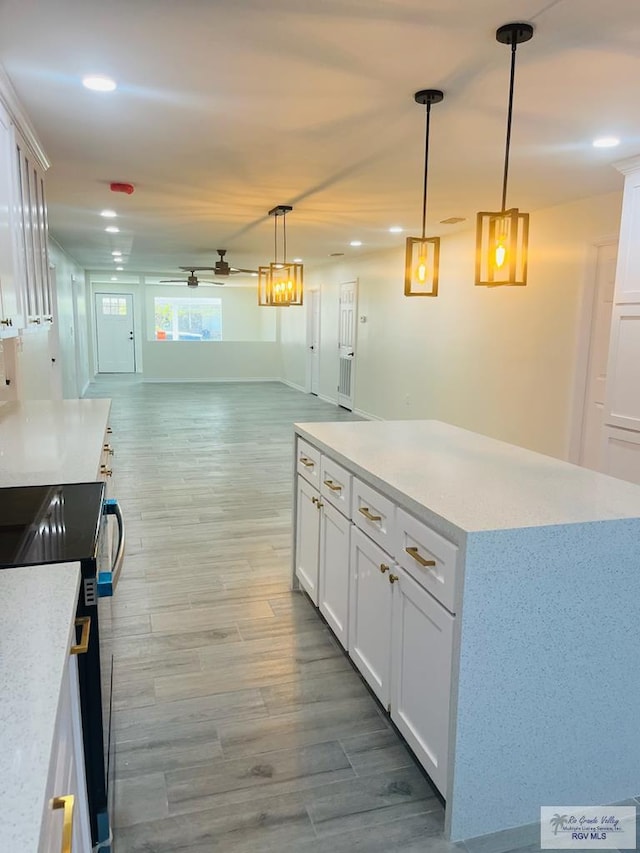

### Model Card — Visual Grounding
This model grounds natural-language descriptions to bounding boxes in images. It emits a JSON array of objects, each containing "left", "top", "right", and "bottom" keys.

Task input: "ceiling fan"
[
  {"left": 160, "top": 268, "right": 224, "bottom": 288},
  {"left": 182, "top": 249, "right": 258, "bottom": 277}
]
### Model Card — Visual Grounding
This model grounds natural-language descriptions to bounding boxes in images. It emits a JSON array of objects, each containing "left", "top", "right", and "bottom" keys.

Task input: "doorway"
[
  {"left": 337, "top": 280, "right": 357, "bottom": 410},
  {"left": 95, "top": 292, "right": 136, "bottom": 373},
  {"left": 578, "top": 241, "right": 617, "bottom": 470},
  {"left": 307, "top": 290, "right": 321, "bottom": 395}
]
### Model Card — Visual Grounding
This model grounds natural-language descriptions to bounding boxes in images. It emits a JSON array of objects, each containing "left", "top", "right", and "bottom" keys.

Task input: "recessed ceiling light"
[
  {"left": 389, "top": 226, "right": 403, "bottom": 234},
  {"left": 293, "top": 257, "right": 303, "bottom": 263},
  {"left": 111, "top": 276, "right": 118, "bottom": 281},
  {"left": 105, "top": 226, "right": 119, "bottom": 233},
  {"left": 116, "top": 266, "right": 124, "bottom": 271},
  {"left": 350, "top": 240, "right": 362, "bottom": 247},
  {"left": 112, "top": 250, "right": 122, "bottom": 256},
  {"left": 251, "top": 273, "right": 258, "bottom": 277},
  {"left": 82, "top": 74, "right": 117, "bottom": 92},
  {"left": 100, "top": 209, "right": 117, "bottom": 218},
  {"left": 592, "top": 136, "right": 620, "bottom": 149}
]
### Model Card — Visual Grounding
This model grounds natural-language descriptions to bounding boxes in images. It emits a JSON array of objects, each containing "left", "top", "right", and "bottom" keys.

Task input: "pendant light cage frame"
[
  {"left": 405, "top": 89, "right": 444, "bottom": 297},
  {"left": 475, "top": 22, "right": 533, "bottom": 288},
  {"left": 258, "top": 205, "right": 304, "bottom": 307}
]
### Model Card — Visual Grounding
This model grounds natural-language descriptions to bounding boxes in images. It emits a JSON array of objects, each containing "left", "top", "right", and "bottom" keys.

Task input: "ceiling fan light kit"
[
  {"left": 259, "top": 205, "right": 304, "bottom": 307},
  {"left": 475, "top": 22, "right": 534, "bottom": 287},
  {"left": 405, "top": 89, "right": 444, "bottom": 297}
]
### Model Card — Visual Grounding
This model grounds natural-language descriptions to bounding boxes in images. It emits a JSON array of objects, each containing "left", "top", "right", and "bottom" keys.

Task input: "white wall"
[{"left": 280, "top": 191, "right": 623, "bottom": 459}]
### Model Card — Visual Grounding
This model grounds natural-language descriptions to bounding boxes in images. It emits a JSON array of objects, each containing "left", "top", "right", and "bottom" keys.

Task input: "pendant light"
[
  {"left": 476, "top": 22, "right": 534, "bottom": 287},
  {"left": 404, "top": 89, "right": 444, "bottom": 297},
  {"left": 258, "top": 205, "right": 304, "bottom": 307}
]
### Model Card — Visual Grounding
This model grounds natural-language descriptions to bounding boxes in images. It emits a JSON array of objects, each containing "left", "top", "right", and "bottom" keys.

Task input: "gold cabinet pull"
[
  {"left": 311, "top": 496, "right": 317, "bottom": 505},
  {"left": 106, "top": 426, "right": 113, "bottom": 434},
  {"left": 379, "top": 563, "right": 390, "bottom": 574},
  {"left": 316, "top": 500, "right": 324, "bottom": 509},
  {"left": 70, "top": 617, "right": 90, "bottom": 655},
  {"left": 389, "top": 573, "right": 399, "bottom": 584},
  {"left": 103, "top": 444, "right": 114, "bottom": 455},
  {"left": 405, "top": 546, "right": 436, "bottom": 568},
  {"left": 323, "top": 479, "right": 342, "bottom": 492},
  {"left": 358, "top": 506, "right": 381, "bottom": 522},
  {"left": 51, "top": 794, "right": 75, "bottom": 853},
  {"left": 300, "top": 456, "right": 314, "bottom": 468},
  {"left": 101, "top": 465, "right": 113, "bottom": 477}
]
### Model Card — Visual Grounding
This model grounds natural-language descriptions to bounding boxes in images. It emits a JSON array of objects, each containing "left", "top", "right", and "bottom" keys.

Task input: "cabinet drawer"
[
  {"left": 297, "top": 438, "right": 321, "bottom": 487},
  {"left": 352, "top": 476, "right": 395, "bottom": 554},
  {"left": 320, "top": 455, "right": 352, "bottom": 517},
  {"left": 396, "top": 508, "right": 458, "bottom": 613}
]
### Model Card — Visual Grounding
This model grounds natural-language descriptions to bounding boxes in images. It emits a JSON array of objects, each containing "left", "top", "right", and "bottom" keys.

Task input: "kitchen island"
[{"left": 292, "top": 419, "right": 640, "bottom": 844}]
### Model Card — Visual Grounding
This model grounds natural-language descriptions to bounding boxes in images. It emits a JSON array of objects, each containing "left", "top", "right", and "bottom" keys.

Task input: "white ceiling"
[{"left": 0, "top": 0, "right": 639, "bottom": 277}]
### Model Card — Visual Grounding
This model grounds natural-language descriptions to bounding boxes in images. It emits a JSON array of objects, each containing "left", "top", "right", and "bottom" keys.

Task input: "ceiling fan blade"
[
  {"left": 230, "top": 267, "right": 259, "bottom": 274},
  {"left": 179, "top": 266, "right": 216, "bottom": 271},
  {"left": 160, "top": 279, "right": 187, "bottom": 283},
  {"left": 199, "top": 280, "right": 225, "bottom": 286}
]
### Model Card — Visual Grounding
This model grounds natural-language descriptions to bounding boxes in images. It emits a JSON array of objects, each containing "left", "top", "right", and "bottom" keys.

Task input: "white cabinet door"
[
  {"left": 349, "top": 526, "right": 393, "bottom": 707},
  {"left": 296, "top": 475, "right": 321, "bottom": 604},
  {"left": 602, "top": 425, "right": 640, "bottom": 486},
  {"left": 391, "top": 567, "right": 454, "bottom": 795},
  {"left": 605, "top": 304, "right": 640, "bottom": 431},
  {"left": 0, "top": 103, "right": 21, "bottom": 335},
  {"left": 39, "top": 655, "right": 92, "bottom": 853},
  {"left": 318, "top": 500, "right": 351, "bottom": 648}
]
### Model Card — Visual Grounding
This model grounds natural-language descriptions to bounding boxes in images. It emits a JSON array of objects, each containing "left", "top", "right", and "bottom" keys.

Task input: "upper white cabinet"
[
  {"left": 612, "top": 161, "right": 640, "bottom": 304},
  {"left": 0, "top": 67, "right": 52, "bottom": 334}
]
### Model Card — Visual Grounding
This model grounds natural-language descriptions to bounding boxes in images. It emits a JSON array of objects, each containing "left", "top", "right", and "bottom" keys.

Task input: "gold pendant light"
[
  {"left": 258, "top": 205, "right": 303, "bottom": 307},
  {"left": 405, "top": 89, "right": 444, "bottom": 297},
  {"left": 476, "top": 22, "right": 534, "bottom": 287}
]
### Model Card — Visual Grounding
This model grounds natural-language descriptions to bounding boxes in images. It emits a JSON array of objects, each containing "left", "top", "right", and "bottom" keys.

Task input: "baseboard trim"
[
  {"left": 142, "top": 377, "right": 281, "bottom": 384},
  {"left": 279, "top": 378, "right": 307, "bottom": 394},
  {"left": 353, "top": 407, "right": 383, "bottom": 421}
]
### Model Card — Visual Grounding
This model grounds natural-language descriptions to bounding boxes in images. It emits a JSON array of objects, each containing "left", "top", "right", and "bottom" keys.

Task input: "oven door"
[{"left": 96, "top": 497, "right": 126, "bottom": 850}]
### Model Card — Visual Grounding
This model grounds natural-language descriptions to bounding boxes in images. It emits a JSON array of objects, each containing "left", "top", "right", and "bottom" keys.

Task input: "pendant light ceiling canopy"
[
  {"left": 405, "top": 89, "right": 444, "bottom": 297},
  {"left": 258, "top": 204, "right": 304, "bottom": 307},
  {"left": 476, "top": 22, "right": 534, "bottom": 287}
]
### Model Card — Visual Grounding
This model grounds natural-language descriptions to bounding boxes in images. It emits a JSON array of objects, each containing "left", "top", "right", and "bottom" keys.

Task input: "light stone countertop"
[
  {"left": 295, "top": 419, "right": 640, "bottom": 533},
  {"left": 0, "top": 398, "right": 111, "bottom": 486},
  {"left": 0, "top": 563, "right": 81, "bottom": 852}
]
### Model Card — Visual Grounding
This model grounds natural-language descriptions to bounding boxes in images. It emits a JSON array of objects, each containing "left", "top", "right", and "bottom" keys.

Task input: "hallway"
[{"left": 85, "top": 379, "right": 452, "bottom": 853}]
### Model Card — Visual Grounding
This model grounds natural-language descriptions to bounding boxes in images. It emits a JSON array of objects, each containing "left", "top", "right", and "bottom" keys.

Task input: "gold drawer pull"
[
  {"left": 379, "top": 563, "right": 390, "bottom": 574},
  {"left": 51, "top": 794, "right": 75, "bottom": 853},
  {"left": 316, "top": 500, "right": 324, "bottom": 509},
  {"left": 405, "top": 546, "right": 436, "bottom": 568},
  {"left": 300, "top": 456, "right": 314, "bottom": 468},
  {"left": 101, "top": 465, "right": 113, "bottom": 477},
  {"left": 389, "top": 573, "right": 399, "bottom": 584},
  {"left": 323, "top": 479, "right": 342, "bottom": 492},
  {"left": 359, "top": 506, "right": 381, "bottom": 522},
  {"left": 103, "top": 444, "right": 114, "bottom": 455},
  {"left": 106, "top": 426, "right": 113, "bottom": 434},
  {"left": 70, "top": 617, "right": 91, "bottom": 655}
]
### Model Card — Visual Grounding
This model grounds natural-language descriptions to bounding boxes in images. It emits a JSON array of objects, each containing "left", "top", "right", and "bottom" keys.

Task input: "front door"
[
  {"left": 337, "top": 280, "right": 357, "bottom": 410},
  {"left": 95, "top": 292, "right": 135, "bottom": 373}
]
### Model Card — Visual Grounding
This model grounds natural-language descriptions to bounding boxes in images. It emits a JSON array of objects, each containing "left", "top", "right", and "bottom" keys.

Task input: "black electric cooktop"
[{"left": 0, "top": 482, "right": 105, "bottom": 568}]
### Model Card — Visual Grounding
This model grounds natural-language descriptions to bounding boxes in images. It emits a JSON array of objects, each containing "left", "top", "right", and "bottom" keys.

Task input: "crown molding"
[
  {"left": 0, "top": 64, "right": 50, "bottom": 171},
  {"left": 613, "top": 154, "right": 640, "bottom": 176}
]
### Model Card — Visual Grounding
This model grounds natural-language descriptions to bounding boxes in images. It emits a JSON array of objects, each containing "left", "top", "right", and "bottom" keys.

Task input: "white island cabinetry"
[{"left": 292, "top": 419, "right": 640, "bottom": 844}]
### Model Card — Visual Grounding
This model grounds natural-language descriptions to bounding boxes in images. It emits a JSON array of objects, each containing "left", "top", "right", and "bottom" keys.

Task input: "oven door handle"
[{"left": 97, "top": 498, "right": 125, "bottom": 598}]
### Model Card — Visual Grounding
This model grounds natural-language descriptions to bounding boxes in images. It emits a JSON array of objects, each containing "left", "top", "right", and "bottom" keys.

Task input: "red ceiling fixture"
[{"left": 110, "top": 182, "right": 134, "bottom": 195}]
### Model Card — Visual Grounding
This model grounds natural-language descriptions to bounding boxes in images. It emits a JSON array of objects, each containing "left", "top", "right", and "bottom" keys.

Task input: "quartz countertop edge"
[
  {"left": 0, "top": 563, "right": 81, "bottom": 852},
  {"left": 0, "top": 398, "right": 111, "bottom": 486},
  {"left": 294, "top": 419, "right": 640, "bottom": 534}
]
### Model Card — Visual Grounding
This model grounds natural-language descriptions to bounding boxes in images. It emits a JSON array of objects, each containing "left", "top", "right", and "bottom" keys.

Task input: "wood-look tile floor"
[{"left": 85, "top": 379, "right": 458, "bottom": 853}]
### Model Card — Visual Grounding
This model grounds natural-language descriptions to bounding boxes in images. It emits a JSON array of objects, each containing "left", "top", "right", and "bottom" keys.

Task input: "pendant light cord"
[
  {"left": 501, "top": 36, "right": 518, "bottom": 213},
  {"left": 421, "top": 101, "right": 431, "bottom": 240},
  {"left": 273, "top": 211, "right": 278, "bottom": 265},
  {"left": 283, "top": 212, "right": 287, "bottom": 263}
]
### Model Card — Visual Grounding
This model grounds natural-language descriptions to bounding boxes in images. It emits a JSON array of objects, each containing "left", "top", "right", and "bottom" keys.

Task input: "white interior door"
[
  {"left": 307, "top": 290, "right": 320, "bottom": 395},
  {"left": 580, "top": 242, "right": 617, "bottom": 470},
  {"left": 95, "top": 292, "right": 135, "bottom": 373},
  {"left": 337, "top": 280, "right": 357, "bottom": 410}
]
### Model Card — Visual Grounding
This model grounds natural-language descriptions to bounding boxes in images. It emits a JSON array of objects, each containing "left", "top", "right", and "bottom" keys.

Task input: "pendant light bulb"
[
  {"left": 416, "top": 255, "right": 428, "bottom": 283},
  {"left": 494, "top": 240, "right": 507, "bottom": 269}
]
